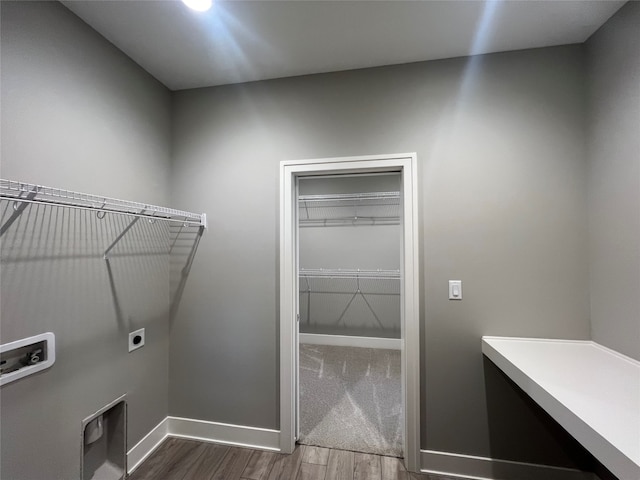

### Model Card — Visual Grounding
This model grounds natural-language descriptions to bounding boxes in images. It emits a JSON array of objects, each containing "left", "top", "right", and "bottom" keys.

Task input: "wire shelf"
[
  {"left": 0, "top": 179, "right": 206, "bottom": 227},
  {"left": 300, "top": 269, "right": 401, "bottom": 295},
  {"left": 299, "top": 268, "right": 400, "bottom": 326},
  {"left": 299, "top": 268, "right": 400, "bottom": 281},
  {"left": 298, "top": 191, "right": 400, "bottom": 226}
]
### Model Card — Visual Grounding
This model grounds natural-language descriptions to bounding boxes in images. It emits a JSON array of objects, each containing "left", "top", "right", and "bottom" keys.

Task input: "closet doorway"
[
  {"left": 279, "top": 153, "right": 420, "bottom": 472},
  {"left": 297, "top": 173, "right": 402, "bottom": 458}
]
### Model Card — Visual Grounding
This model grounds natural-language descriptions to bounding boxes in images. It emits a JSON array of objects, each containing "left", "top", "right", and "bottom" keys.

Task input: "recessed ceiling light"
[{"left": 182, "top": 0, "right": 212, "bottom": 12}]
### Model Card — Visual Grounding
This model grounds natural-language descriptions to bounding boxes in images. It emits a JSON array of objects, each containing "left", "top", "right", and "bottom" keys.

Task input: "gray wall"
[
  {"left": 586, "top": 1, "right": 640, "bottom": 361},
  {"left": 299, "top": 175, "right": 401, "bottom": 338},
  {"left": 0, "top": 2, "right": 172, "bottom": 479},
  {"left": 6, "top": 0, "right": 633, "bottom": 474},
  {"left": 170, "top": 45, "right": 591, "bottom": 466}
]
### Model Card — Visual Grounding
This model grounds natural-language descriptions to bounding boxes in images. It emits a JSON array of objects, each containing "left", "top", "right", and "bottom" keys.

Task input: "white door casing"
[{"left": 279, "top": 153, "right": 420, "bottom": 472}]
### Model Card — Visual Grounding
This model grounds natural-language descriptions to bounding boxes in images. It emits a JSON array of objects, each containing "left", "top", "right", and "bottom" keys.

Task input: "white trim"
[
  {"left": 168, "top": 417, "right": 280, "bottom": 452},
  {"left": 280, "top": 159, "right": 298, "bottom": 453},
  {"left": 127, "top": 417, "right": 169, "bottom": 474},
  {"left": 299, "top": 333, "right": 401, "bottom": 350},
  {"left": 420, "top": 450, "right": 596, "bottom": 480},
  {"left": 279, "top": 153, "right": 420, "bottom": 472},
  {"left": 128, "top": 418, "right": 598, "bottom": 480},
  {"left": 127, "top": 416, "right": 280, "bottom": 474},
  {"left": 402, "top": 153, "right": 421, "bottom": 473}
]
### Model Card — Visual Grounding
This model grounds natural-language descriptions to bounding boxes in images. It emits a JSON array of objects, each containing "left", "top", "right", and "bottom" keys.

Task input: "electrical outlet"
[{"left": 128, "top": 329, "right": 145, "bottom": 352}]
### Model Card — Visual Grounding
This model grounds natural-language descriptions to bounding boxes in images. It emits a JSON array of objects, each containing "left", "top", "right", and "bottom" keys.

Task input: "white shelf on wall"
[
  {"left": 299, "top": 268, "right": 401, "bottom": 298},
  {"left": 0, "top": 179, "right": 206, "bottom": 228},
  {"left": 0, "top": 179, "right": 207, "bottom": 258},
  {"left": 299, "top": 268, "right": 400, "bottom": 330},
  {"left": 298, "top": 191, "right": 400, "bottom": 226},
  {"left": 299, "top": 268, "right": 400, "bottom": 281},
  {"left": 482, "top": 336, "right": 640, "bottom": 480}
]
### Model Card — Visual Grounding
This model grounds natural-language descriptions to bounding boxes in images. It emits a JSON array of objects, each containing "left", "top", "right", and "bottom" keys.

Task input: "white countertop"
[{"left": 482, "top": 336, "right": 640, "bottom": 480}]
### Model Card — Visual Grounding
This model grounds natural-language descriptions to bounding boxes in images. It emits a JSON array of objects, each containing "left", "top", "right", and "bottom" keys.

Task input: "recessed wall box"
[
  {"left": 0, "top": 332, "right": 55, "bottom": 386},
  {"left": 81, "top": 395, "right": 127, "bottom": 480}
]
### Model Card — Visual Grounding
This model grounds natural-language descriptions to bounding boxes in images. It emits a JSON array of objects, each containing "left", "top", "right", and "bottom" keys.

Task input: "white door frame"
[{"left": 279, "top": 152, "right": 420, "bottom": 472}]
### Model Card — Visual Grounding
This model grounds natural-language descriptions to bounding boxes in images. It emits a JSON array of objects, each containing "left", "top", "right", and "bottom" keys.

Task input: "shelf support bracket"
[
  {"left": 0, "top": 185, "right": 40, "bottom": 237},
  {"left": 103, "top": 210, "right": 145, "bottom": 260}
]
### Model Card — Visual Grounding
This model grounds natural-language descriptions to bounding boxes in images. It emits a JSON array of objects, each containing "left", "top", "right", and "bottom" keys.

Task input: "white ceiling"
[{"left": 62, "top": 0, "right": 625, "bottom": 91}]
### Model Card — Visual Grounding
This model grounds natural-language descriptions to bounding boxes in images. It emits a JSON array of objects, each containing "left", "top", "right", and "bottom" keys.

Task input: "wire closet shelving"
[
  {"left": 299, "top": 268, "right": 401, "bottom": 294},
  {"left": 299, "top": 268, "right": 400, "bottom": 281},
  {"left": 299, "top": 268, "right": 400, "bottom": 328},
  {"left": 0, "top": 179, "right": 207, "bottom": 258},
  {"left": 298, "top": 191, "right": 400, "bottom": 226},
  {"left": 0, "top": 179, "right": 206, "bottom": 227}
]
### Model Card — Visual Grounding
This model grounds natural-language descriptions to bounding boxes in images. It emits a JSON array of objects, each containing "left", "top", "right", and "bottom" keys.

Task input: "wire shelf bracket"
[
  {"left": 0, "top": 184, "right": 41, "bottom": 237},
  {"left": 103, "top": 212, "right": 144, "bottom": 260}
]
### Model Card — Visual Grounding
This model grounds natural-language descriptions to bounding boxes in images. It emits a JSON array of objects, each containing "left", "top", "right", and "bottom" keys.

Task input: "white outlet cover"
[{"left": 128, "top": 328, "right": 145, "bottom": 352}]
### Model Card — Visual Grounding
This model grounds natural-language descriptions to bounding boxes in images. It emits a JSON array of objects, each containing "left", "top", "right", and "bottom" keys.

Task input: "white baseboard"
[
  {"left": 168, "top": 416, "right": 280, "bottom": 452},
  {"left": 299, "top": 333, "right": 401, "bottom": 350},
  {"left": 126, "top": 416, "right": 279, "bottom": 474},
  {"left": 420, "top": 450, "right": 596, "bottom": 480},
  {"left": 127, "top": 417, "right": 169, "bottom": 474},
  {"left": 130, "top": 420, "right": 597, "bottom": 480}
]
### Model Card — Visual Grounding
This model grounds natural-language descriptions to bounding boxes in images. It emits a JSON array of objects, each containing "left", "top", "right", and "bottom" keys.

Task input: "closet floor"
[
  {"left": 128, "top": 438, "right": 467, "bottom": 480},
  {"left": 299, "top": 344, "right": 402, "bottom": 457}
]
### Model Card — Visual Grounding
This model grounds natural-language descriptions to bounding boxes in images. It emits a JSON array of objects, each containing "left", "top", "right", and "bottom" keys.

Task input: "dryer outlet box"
[{"left": 128, "top": 329, "right": 145, "bottom": 352}]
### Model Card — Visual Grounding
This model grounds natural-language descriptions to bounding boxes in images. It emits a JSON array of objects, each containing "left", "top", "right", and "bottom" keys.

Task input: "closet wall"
[
  {"left": 298, "top": 175, "right": 401, "bottom": 338},
  {"left": 0, "top": 2, "right": 172, "bottom": 479},
  {"left": 170, "top": 44, "right": 591, "bottom": 467},
  {"left": 586, "top": 1, "right": 640, "bottom": 361}
]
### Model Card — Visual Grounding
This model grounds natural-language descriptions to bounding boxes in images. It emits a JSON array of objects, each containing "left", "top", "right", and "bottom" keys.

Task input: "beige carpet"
[{"left": 298, "top": 344, "right": 403, "bottom": 457}]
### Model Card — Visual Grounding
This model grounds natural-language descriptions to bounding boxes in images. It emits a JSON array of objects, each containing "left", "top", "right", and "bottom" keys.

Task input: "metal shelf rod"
[
  {"left": 299, "top": 268, "right": 400, "bottom": 280},
  {"left": 299, "top": 290, "right": 399, "bottom": 296},
  {"left": 299, "top": 217, "right": 399, "bottom": 226},
  {"left": 299, "top": 191, "right": 400, "bottom": 202}
]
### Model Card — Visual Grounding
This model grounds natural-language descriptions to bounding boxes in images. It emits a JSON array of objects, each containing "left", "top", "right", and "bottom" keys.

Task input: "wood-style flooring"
[{"left": 128, "top": 438, "right": 464, "bottom": 480}]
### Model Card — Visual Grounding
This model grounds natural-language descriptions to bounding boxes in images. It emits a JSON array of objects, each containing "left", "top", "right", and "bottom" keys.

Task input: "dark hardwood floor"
[{"left": 128, "top": 438, "right": 464, "bottom": 480}]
